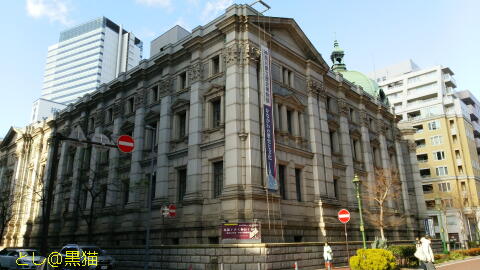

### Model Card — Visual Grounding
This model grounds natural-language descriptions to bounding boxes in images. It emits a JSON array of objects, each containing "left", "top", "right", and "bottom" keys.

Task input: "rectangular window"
[
  {"left": 178, "top": 168, "right": 187, "bottom": 201},
  {"left": 436, "top": 166, "right": 448, "bottom": 176},
  {"left": 211, "top": 55, "right": 220, "bottom": 75},
  {"left": 428, "top": 120, "right": 440, "bottom": 130},
  {"left": 442, "top": 199, "right": 453, "bottom": 209},
  {"left": 422, "top": 184, "right": 434, "bottom": 194},
  {"left": 433, "top": 151, "right": 446, "bottom": 160},
  {"left": 101, "top": 185, "right": 107, "bottom": 207},
  {"left": 287, "top": 109, "right": 293, "bottom": 134},
  {"left": 150, "top": 85, "right": 158, "bottom": 103},
  {"left": 438, "top": 182, "right": 451, "bottom": 192},
  {"left": 282, "top": 67, "right": 292, "bottom": 86},
  {"left": 413, "top": 124, "right": 424, "bottom": 133},
  {"left": 425, "top": 200, "right": 436, "bottom": 210},
  {"left": 151, "top": 172, "right": 156, "bottom": 201},
  {"left": 278, "top": 165, "right": 286, "bottom": 199},
  {"left": 178, "top": 111, "right": 187, "bottom": 138},
  {"left": 212, "top": 99, "right": 221, "bottom": 128},
  {"left": 106, "top": 108, "right": 113, "bottom": 123},
  {"left": 295, "top": 168, "right": 302, "bottom": 202},
  {"left": 430, "top": 135, "right": 443, "bottom": 145},
  {"left": 126, "top": 97, "right": 135, "bottom": 114},
  {"left": 213, "top": 161, "right": 223, "bottom": 198},
  {"left": 179, "top": 72, "right": 187, "bottom": 90},
  {"left": 88, "top": 117, "right": 95, "bottom": 132},
  {"left": 333, "top": 178, "right": 339, "bottom": 199},
  {"left": 420, "top": 168, "right": 431, "bottom": 178}
]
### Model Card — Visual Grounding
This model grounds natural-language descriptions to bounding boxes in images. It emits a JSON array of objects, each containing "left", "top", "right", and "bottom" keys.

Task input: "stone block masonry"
[{"left": 105, "top": 240, "right": 442, "bottom": 270}]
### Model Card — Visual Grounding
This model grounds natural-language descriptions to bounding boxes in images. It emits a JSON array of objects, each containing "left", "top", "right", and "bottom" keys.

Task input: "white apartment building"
[
  {"left": 31, "top": 17, "right": 142, "bottom": 122},
  {"left": 369, "top": 60, "right": 458, "bottom": 122}
]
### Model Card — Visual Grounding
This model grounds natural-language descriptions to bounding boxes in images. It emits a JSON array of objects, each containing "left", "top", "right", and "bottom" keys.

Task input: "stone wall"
[{"left": 106, "top": 240, "right": 442, "bottom": 270}]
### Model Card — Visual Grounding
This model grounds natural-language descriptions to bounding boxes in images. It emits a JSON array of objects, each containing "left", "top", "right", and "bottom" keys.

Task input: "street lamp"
[
  {"left": 352, "top": 174, "right": 367, "bottom": 249},
  {"left": 435, "top": 197, "right": 449, "bottom": 254}
]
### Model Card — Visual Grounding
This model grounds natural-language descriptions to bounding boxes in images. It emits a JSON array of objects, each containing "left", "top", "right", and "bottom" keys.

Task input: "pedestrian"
[
  {"left": 323, "top": 242, "right": 333, "bottom": 270},
  {"left": 420, "top": 235, "right": 436, "bottom": 270},
  {"left": 414, "top": 237, "right": 426, "bottom": 270}
]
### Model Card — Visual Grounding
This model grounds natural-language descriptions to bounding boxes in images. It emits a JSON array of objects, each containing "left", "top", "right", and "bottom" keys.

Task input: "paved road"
[
  {"left": 315, "top": 257, "right": 480, "bottom": 270},
  {"left": 436, "top": 257, "right": 480, "bottom": 269}
]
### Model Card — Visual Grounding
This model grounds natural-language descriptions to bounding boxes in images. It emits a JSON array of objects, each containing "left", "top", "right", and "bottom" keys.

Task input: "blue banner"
[{"left": 261, "top": 45, "right": 278, "bottom": 191}]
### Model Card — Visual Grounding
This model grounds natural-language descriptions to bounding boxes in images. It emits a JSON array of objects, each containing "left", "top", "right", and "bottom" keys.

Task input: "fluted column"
[
  {"left": 128, "top": 85, "right": 147, "bottom": 204},
  {"left": 281, "top": 105, "right": 288, "bottom": 133},
  {"left": 52, "top": 120, "right": 71, "bottom": 215},
  {"left": 107, "top": 94, "right": 124, "bottom": 206},
  {"left": 156, "top": 95, "right": 171, "bottom": 200},
  {"left": 360, "top": 109, "right": 375, "bottom": 196},
  {"left": 338, "top": 98, "right": 355, "bottom": 205}
]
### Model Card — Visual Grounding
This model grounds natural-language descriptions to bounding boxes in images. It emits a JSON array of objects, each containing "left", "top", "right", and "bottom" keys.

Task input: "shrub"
[
  {"left": 387, "top": 245, "right": 416, "bottom": 266},
  {"left": 449, "top": 251, "right": 465, "bottom": 260},
  {"left": 456, "top": 248, "right": 480, "bottom": 256},
  {"left": 350, "top": 249, "right": 397, "bottom": 270}
]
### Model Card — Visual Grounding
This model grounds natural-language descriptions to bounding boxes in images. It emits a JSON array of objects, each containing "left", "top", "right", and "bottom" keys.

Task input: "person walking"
[
  {"left": 421, "top": 235, "right": 436, "bottom": 270},
  {"left": 414, "top": 237, "right": 426, "bottom": 270},
  {"left": 323, "top": 242, "right": 333, "bottom": 270}
]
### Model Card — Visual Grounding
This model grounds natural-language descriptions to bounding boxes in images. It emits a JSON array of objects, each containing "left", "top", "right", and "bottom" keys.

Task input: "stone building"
[{"left": 1, "top": 4, "right": 425, "bottom": 248}]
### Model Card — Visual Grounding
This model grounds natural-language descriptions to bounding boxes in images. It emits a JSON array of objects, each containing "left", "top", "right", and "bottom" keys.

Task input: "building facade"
[
  {"left": 371, "top": 61, "right": 480, "bottom": 246},
  {"left": 3, "top": 5, "right": 425, "bottom": 248},
  {"left": 31, "top": 17, "right": 143, "bottom": 123}
]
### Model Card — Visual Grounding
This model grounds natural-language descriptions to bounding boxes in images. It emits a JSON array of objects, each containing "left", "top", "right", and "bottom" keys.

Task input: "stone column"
[
  {"left": 107, "top": 94, "right": 124, "bottom": 206},
  {"left": 128, "top": 85, "right": 147, "bottom": 204},
  {"left": 318, "top": 91, "right": 335, "bottom": 198},
  {"left": 184, "top": 60, "right": 203, "bottom": 204},
  {"left": 306, "top": 77, "right": 329, "bottom": 240},
  {"left": 338, "top": 98, "right": 355, "bottom": 205},
  {"left": 359, "top": 107, "right": 376, "bottom": 213},
  {"left": 281, "top": 104, "right": 288, "bottom": 133},
  {"left": 156, "top": 95, "right": 172, "bottom": 200},
  {"left": 86, "top": 103, "right": 104, "bottom": 209},
  {"left": 274, "top": 102, "right": 280, "bottom": 130},
  {"left": 68, "top": 113, "right": 87, "bottom": 212},
  {"left": 52, "top": 121, "right": 71, "bottom": 215}
]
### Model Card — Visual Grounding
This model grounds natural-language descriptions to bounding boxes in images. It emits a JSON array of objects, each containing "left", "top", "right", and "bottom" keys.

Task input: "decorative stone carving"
[
  {"left": 238, "top": 15, "right": 248, "bottom": 32},
  {"left": 223, "top": 44, "right": 241, "bottom": 67},
  {"left": 376, "top": 120, "right": 386, "bottom": 134},
  {"left": 307, "top": 79, "right": 326, "bottom": 98},
  {"left": 337, "top": 98, "right": 349, "bottom": 117},
  {"left": 188, "top": 63, "right": 202, "bottom": 83},
  {"left": 360, "top": 110, "right": 369, "bottom": 127},
  {"left": 135, "top": 88, "right": 146, "bottom": 108},
  {"left": 94, "top": 110, "right": 104, "bottom": 128},
  {"left": 159, "top": 78, "right": 173, "bottom": 94},
  {"left": 113, "top": 101, "right": 123, "bottom": 119},
  {"left": 240, "top": 41, "right": 260, "bottom": 66}
]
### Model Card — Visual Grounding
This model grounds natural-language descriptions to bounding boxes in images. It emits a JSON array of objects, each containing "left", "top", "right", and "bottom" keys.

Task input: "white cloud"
[
  {"left": 201, "top": 0, "right": 233, "bottom": 22},
  {"left": 136, "top": 0, "right": 172, "bottom": 8},
  {"left": 26, "top": 0, "right": 72, "bottom": 25}
]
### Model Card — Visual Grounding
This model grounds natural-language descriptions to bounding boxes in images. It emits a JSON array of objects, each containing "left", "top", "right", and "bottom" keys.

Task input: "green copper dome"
[{"left": 330, "top": 40, "right": 388, "bottom": 105}]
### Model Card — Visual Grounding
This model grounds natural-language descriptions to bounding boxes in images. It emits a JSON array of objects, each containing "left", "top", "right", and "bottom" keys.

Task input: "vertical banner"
[{"left": 260, "top": 45, "right": 278, "bottom": 191}]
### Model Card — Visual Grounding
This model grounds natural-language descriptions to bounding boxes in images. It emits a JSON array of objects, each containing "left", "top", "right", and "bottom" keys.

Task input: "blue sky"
[{"left": 1, "top": 0, "right": 479, "bottom": 136}]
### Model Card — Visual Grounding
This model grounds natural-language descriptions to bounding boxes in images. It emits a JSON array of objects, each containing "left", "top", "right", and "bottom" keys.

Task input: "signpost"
[
  {"left": 221, "top": 223, "right": 261, "bottom": 243},
  {"left": 338, "top": 209, "right": 351, "bottom": 262},
  {"left": 117, "top": 135, "right": 135, "bottom": 153}
]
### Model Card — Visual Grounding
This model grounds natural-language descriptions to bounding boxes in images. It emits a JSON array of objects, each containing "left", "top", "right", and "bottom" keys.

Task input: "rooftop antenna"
[{"left": 250, "top": 0, "right": 270, "bottom": 14}]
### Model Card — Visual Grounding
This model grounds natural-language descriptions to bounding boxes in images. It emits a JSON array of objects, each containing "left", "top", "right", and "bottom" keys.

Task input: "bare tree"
[
  {"left": 364, "top": 168, "right": 405, "bottom": 240},
  {"left": 0, "top": 181, "right": 17, "bottom": 245}
]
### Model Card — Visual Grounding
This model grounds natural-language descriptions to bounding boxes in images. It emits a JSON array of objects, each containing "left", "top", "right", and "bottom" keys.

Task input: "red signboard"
[
  {"left": 168, "top": 204, "right": 176, "bottom": 217},
  {"left": 338, "top": 209, "right": 351, "bottom": 224},
  {"left": 117, "top": 135, "right": 135, "bottom": 153},
  {"left": 221, "top": 223, "right": 261, "bottom": 240}
]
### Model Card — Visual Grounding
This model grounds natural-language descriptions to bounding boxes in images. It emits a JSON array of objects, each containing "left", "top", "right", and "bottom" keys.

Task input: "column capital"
[
  {"left": 188, "top": 62, "right": 203, "bottom": 84},
  {"left": 360, "top": 110, "right": 369, "bottom": 127},
  {"left": 135, "top": 88, "right": 146, "bottom": 109},
  {"left": 223, "top": 43, "right": 241, "bottom": 68},
  {"left": 337, "top": 98, "right": 349, "bottom": 117},
  {"left": 307, "top": 78, "right": 326, "bottom": 98},
  {"left": 408, "top": 141, "right": 417, "bottom": 152},
  {"left": 240, "top": 41, "right": 260, "bottom": 66}
]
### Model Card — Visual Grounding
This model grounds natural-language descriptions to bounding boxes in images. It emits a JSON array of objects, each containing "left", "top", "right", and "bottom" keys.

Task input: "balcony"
[{"left": 444, "top": 74, "right": 457, "bottom": 88}]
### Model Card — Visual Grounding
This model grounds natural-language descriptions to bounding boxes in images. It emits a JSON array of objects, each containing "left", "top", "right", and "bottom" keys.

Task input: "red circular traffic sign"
[
  {"left": 168, "top": 204, "right": 177, "bottom": 217},
  {"left": 117, "top": 135, "right": 135, "bottom": 153},
  {"left": 338, "top": 209, "right": 351, "bottom": 224}
]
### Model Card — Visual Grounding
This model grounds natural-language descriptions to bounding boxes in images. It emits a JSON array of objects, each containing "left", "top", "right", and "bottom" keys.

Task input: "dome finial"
[{"left": 331, "top": 40, "right": 346, "bottom": 72}]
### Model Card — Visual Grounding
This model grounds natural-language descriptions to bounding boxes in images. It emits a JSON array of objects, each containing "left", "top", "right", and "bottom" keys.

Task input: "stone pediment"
[
  {"left": 204, "top": 84, "right": 225, "bottom": 99},
  {"left": 252, "top": 16, "right": 330, "bottom": 70},
  {"left": 274, "top": 94, "right": 306, "bottom": 111},
  {"left": 171, "top": 98, "right": 190, "bottom": 111},
  {"left": 0, "top": 127, "right": 19, "bottom": 148}
]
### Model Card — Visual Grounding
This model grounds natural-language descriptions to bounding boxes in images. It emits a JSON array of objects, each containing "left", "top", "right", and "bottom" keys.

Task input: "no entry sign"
[
  {"left": 117, "top": 135, "right": 135, "bottom": 153},
  {"left": 168, "top": 204, "right": 176, "bottom": 217},
  {"left": 338, "top": 209, "right": 351, "bottom": 224}
]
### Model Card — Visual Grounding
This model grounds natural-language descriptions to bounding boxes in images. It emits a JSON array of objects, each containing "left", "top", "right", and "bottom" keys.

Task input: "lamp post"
[
  {"left": 352, "top": 174, "right": 367, "bottom": 249},
  {"left": 435, "top": 197, "right": 449, "bottom": 254}
]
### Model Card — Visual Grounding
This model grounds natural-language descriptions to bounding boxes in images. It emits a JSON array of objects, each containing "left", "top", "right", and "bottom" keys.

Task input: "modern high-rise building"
[
  {"left": 31, "top": 17, "right": 143, "bottom": 122},
  {"left": 370, "top": 61, "right": 480, "bottom": 246}
]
